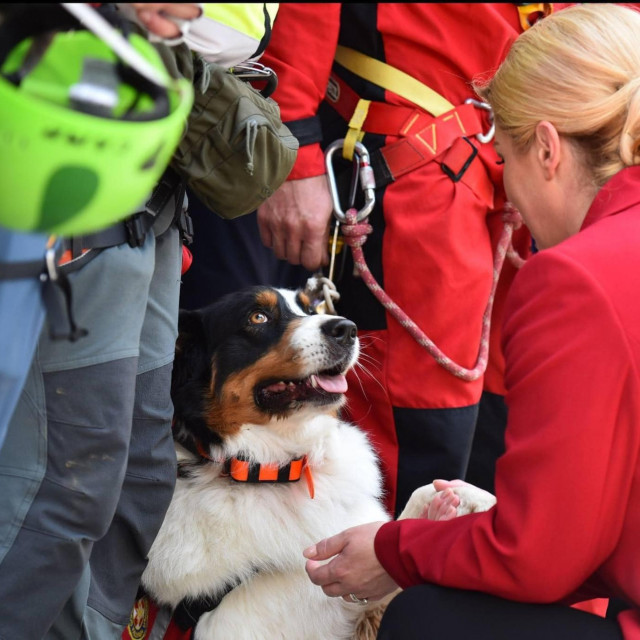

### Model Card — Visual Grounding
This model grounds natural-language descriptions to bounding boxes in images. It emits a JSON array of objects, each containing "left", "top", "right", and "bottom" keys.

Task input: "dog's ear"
[
  {"left": 172, "top": 309, "right": 210, "bottom": 398},
  {"left": 172, "top": 308, "right": 225, "bottom": 451}
]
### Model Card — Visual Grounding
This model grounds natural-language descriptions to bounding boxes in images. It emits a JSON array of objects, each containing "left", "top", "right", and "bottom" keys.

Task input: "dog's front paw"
[
  {"left": 451, "top": 484, "right": 496, "bottom": 515},
  {"left": 397, "top": 483, "right": 439, "bottom": 519}
]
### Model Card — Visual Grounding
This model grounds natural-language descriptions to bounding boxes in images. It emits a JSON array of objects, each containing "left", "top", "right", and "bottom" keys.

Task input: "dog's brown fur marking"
[
  {"left": 204, "top": 320, "right": 307, "bottom": 434},
  {"left": 256, "top": 289, "right": 279, "bottom": 309}
]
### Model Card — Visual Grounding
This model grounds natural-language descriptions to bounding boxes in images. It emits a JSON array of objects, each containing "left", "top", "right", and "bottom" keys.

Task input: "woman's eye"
[{"left": 250, "top": 312, "right": 269, "bottom": 324}]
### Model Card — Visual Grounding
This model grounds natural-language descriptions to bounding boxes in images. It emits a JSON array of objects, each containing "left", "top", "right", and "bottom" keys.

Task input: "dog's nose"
[{"left": 322, "top": 318, "right": 358, "bottom": 345}]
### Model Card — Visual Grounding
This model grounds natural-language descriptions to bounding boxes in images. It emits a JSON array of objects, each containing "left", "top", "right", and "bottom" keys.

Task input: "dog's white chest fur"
[{"left": 142, "top": 415, "right": 388, "bottom": 640}]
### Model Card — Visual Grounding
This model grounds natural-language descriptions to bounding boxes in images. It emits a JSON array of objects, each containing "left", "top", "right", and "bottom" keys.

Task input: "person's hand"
[
  {"left": 303, "top": 522, "right": 399, "bottom": 603},
  {"left": 257, "top": 175, "right": 333, "bottom": 271},
  {"left": 128, "top": 3, "right": 202, "bottom": 39}
]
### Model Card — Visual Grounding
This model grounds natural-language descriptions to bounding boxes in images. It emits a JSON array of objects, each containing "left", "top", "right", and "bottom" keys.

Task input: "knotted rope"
[{"left": 340, "top": 203, "right": 524, "bottom": 381}]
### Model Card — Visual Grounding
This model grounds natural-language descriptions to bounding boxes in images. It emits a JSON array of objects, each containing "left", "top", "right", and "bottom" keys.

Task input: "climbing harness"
[
  {"left": 319, "top": 139, "right": 526, "bottom": 382},
  {"left": 326, "top": 47, "right": 495, "bottom": 207},
  {"left": 0, "top": 166, "right": 192, "bottom": 341}
]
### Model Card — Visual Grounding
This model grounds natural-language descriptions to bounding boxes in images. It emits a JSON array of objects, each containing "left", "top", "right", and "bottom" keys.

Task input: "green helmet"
[{"left": 0, "top": 4, "right": 194, "bottom": 235}]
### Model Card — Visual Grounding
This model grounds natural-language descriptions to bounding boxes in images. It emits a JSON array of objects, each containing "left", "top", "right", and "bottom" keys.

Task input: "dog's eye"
[{"left": 250, "top": 312, "right": 269, "bottom": 324}]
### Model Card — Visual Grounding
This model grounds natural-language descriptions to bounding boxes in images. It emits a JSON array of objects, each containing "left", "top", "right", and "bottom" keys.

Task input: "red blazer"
[{"left": 376, "top": 166, "right": 640, "bottom": 638}]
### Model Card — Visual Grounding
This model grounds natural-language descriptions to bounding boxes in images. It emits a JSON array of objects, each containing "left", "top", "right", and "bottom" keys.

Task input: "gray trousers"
[{"left": 0, "top": 225, "right": 180, "bottom": 640}]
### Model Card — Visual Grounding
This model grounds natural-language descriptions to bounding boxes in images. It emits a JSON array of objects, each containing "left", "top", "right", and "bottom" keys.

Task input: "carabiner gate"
[{"left": 325, "top": 139, "right": 376, "bottom": 222}]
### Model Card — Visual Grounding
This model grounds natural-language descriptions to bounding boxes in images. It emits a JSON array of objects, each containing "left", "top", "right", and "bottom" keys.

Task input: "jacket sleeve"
[
  {"left": 375, "top": 249, "right": 638, "bottom": 603},
  {"left": 260, "top": 3, "right": 341, "bottom": 179},
  {"left": 184, "top": 3, "right": 279, "bottom": 67}
]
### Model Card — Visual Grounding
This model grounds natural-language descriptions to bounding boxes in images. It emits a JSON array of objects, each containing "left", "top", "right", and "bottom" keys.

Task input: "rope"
[{"left": 340, "top": 203, "right": 524, "bottom": 381}]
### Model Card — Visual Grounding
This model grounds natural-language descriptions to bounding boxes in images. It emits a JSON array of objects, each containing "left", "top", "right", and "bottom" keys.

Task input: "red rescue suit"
[
  {"left": 263, "top": 3, "right": 552, "bottom": 511},
  {"left": 263, "top": 3, "right": 540, "bottom": 517}
]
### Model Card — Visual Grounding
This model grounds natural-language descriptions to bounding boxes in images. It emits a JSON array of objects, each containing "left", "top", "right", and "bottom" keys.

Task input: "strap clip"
[
  {"left": 44, "top": 245, "right": 60, "bottom": 282},
  {"left": 325, "top": 139, "right": 376, "bottom": 223},
  {"left": 124, "top": 212, "right": 150, "bottom": 248},
  {"left": 440, "top": 137, "right": 478, "bottom": 183},
  {"left": 176, "top": 207, "right": 194, "bottom": 245}
]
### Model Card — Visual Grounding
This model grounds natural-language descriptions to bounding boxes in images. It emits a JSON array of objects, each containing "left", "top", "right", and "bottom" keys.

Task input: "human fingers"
[
  {"left": 276, "top": 175, "right": 333, "bottom": 270},
  {"left": 130, "top": 3, "right": 202, "bottom": 38},
  {"left": 300, "top": 227, "right": 330, "bottom": 271},
  {"left": 271, "top": 232, "right": 290, "bottom": 262},
  {"left": 256, "top": 205, "right": 274, "bottom": 250},
  {"left": 432, "top": 478, "right": 468, "bottom": 492},
  {"left": 303, "top": 531, "right": 345, "bottom": 562},
  {"left": 304, "top": 559, "right": 347, "bottom": 596},
  {"left": 426, "top": 488, "right": 461, "bottom": 521},
  {"left": 129, "top": 3, "right": 202, "bottom": 19}
]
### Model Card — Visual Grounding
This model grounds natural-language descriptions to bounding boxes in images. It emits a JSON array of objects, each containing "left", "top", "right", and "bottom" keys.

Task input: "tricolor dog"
[
  {"left": 133, "top": 286, "right": 497, "bottom": 640},
  {"left": 139, "top": 286, "right": 390, "bottom": 640}
]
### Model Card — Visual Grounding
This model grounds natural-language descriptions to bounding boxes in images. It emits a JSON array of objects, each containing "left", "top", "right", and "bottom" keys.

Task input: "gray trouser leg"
[
  {"left": 0, "top": 357, "right": 138, "bottom": 640},
  {"left": 0, "top": 235, "right": 155, "bottom": 640},
  {"left": 83, "top": 225, "right": 181, "bottom": 639},
  {"left": 86, "top": 364, "right": 177, "bottom": 633}
]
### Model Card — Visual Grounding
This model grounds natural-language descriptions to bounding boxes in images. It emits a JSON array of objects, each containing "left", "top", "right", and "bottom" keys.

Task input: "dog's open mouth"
[{"left": 255, "top": 365, "right": 348, "bottom": 412}]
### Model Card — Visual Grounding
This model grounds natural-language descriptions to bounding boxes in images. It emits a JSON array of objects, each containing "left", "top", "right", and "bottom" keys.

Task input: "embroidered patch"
[{"left": 126, "top": 595, "right": 149, "bottom": 640}]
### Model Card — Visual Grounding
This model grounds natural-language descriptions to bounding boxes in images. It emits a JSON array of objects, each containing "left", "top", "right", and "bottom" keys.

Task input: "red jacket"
[
  {"left": 375, "top": 166, "right": 640, "bottom": 639},
  {"left": 263, "top": 3, "right": 524, "bottom": 181}
]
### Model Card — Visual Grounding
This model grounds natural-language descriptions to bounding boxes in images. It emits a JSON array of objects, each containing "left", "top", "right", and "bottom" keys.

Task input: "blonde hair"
[{"left": 475, "top": 3, "right": 640, "bottom": 186}]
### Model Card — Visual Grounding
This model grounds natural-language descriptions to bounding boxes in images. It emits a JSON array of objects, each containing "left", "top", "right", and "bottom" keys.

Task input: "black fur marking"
[
  {"left": 199, "top": 288, "right": 301, "bottom": 398},
  {"left": 171, "top": 287, "right": 306, "bottom": 446},
  {"left": 171, "top": 309, "right": 223, "bottom": 452}
]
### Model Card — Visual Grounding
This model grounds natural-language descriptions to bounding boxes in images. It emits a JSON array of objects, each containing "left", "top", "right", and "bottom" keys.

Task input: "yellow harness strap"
[
  {"left": 334, "top": 45, "right": 455, "bottom": 116},
  {"left": 334, "top": 45, "right": 456, "bottom": 160},
  {"left": 344, "top": 98, "right": 370, "bottom": 161}
]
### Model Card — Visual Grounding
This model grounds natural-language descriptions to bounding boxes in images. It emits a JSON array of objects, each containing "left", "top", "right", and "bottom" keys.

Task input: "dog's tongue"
[{"left": 312, "top": 373, "right": 348, "bottom": 393}]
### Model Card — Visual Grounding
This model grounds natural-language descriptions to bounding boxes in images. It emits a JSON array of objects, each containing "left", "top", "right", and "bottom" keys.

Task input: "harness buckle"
[
  {"left": 464, "top": 99, "right": 495, "bottom": 144},
  {"left": 124, "top": 212, "right": 149, "bottom": 248},
  {"left": 44, "top": 245, "right": 60, "bottom": 282},
  {"left": 325, "top": 139, "right": 376, "bottom": 223},
  {"left": 440, "top": 136, "right": 479, "bottom": 183},
  {"left": 176, "top": 207, "right": 194, "bottom": 245}
]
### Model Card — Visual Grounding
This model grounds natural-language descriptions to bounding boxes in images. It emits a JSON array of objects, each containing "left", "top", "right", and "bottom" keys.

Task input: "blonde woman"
[{"left": 302, "top": 4, "right": 640, "bottom": 638}]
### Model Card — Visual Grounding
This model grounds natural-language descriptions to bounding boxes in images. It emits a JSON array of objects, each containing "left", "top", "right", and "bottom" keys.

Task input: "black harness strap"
[
  {"left": 0, "top": 167, "right": 190, "bottom": 342},
  {"left": 0, "top": 242, "right": 87, "bottom": 341},
  {"left": 173, "top": 575, "right": 248, "bottom": 632}
]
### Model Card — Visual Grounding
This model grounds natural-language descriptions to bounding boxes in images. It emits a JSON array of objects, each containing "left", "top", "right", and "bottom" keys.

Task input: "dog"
[
  {"left": 131, "top": 285, "right": 498, "bottom": 640},
  {"left": 137, "top": 286, "right": 391, "bottom": 640}
]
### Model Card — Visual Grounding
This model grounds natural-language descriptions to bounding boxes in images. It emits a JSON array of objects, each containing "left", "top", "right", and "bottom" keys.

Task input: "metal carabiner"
[
  {"left": 325, "top": 139, "right": 376, "bottom": 223},
  {"left": 464, "top": 99, "right": 495, "bottom": 144}
]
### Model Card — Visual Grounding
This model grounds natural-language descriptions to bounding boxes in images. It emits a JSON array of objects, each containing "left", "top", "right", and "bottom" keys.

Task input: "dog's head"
[{"left": 171, "top": 286, "right": 359, "bottom": 453}]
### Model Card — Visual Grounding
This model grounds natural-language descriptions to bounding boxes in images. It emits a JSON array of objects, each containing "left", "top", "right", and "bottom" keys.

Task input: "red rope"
[{"left": 341, "top": 203, "right": 524, "bottom": 381}]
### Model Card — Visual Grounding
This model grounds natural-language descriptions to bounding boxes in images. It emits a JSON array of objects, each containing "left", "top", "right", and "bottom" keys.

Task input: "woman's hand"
[{"left": 303, "top": 521, "right": 399, "bottom": 603}]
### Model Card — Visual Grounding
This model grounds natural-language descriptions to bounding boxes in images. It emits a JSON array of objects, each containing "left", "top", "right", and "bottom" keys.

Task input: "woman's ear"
[{"left": 534, "top": 121, "right": 562, "bottom": 180}]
